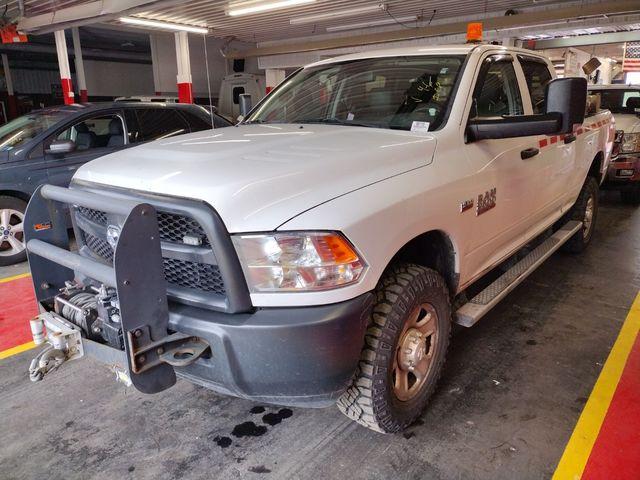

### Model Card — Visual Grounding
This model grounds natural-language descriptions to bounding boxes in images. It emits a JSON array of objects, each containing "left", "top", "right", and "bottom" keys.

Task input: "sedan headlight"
[
  {"left": 232, "top": 232, "right": 366, "bottom": 292},
  {"left": 620, "top": 132, "right": 640, "bottom": 154}
]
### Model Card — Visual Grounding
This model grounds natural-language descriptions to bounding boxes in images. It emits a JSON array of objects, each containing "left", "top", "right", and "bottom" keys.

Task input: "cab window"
[
  {"left": 472, "top": 57, "right": 524, "bottom": 118},
  {"left": 130, "top": 108, "right": 189, "bottom": 142},
  {"left": 52, "top": 114, "right": 125, "bottom": 151},
  {"left": 519, "top": 57, "right": 552, "bottom": 114}
]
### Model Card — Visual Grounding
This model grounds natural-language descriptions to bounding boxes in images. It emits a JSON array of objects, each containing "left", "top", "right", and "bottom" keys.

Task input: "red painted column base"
[
  {"left": 7, "top": 94, "right": 17, "bottom": 119},
  {"left": 61, "top": 77, "right": 75, "bottom": 105},
  {"left": 177, "top": 82, "right": 193, "bottom": 103},
  {"left": 80, "top": 89, "right": 88, "bottom": 103}
]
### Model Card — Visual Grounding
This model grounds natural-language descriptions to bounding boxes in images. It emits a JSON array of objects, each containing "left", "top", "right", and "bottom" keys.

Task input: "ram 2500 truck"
[
  {"left": 24, "top": 44, "right": 613, "bottom": 433},
  {"left": 588, "top": 84, "right": 640, "bottom": 203}
]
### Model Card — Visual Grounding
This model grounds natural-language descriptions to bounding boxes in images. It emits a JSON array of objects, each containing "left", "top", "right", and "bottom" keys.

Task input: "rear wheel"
[
  {"left": 561, "top": 177, "right": 599, "bottom": 254},
  {"left": 337, "top": 263, "right": 451, "bottom": 433},
  {"left": 0, "top": 196, "right": 27, "bottom": 266},
  {"left": 620, "top": 184, "right": 640, "bottom": 205}
]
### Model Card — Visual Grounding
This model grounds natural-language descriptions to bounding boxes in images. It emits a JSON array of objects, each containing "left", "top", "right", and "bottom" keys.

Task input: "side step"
[{"left": 454, "top": 220, "right": 582, "bottom": 327}]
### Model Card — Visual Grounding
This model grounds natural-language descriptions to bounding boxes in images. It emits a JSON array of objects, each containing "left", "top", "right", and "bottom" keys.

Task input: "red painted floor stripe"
[
  {"left": 581, "top": 333, "right": 640, "bottom": 479},
  {"left": 0, "top": 277, "right": 37, "bottom": 351}
]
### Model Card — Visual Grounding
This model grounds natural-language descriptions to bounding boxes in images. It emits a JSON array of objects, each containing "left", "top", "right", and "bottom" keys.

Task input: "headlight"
[
  {"left": 620, "top": 132, "right": 640, "bottom": 154},
  {"left": 232, "top": 232, "right": 366, "bottom": 292}
]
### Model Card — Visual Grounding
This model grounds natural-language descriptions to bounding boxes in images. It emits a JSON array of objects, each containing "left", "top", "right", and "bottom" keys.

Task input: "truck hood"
[
  {"left": 613, "top": 113, "right": 640, "bottom": 133},
  {"left": 73, "top": 124, "right": 436, "bottom": 232}
]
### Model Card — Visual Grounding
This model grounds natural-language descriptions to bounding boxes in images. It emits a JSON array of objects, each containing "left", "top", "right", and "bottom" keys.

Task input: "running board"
[{"left": 454, "top": 220, "right": 582, "bottom": 327}]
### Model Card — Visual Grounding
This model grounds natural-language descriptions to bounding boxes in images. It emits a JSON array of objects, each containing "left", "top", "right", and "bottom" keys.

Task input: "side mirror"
[
  {"left": 46, "top": 140, "right": 76, "bottom": 155},
  {"left": 467, "top": 77, "right": 587, "bottom": 141},
  {"left": 545, "top": 77, "right": 587, "bottom": 134},
  {"left": 239, "top": 94, "right": 252, "bottom": 117}
]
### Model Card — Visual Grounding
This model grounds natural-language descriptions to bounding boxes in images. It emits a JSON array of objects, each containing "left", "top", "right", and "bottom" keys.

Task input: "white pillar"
[
  {"left": 265, "top": 69, "right": 286, "bottom": 94},
  {"left": 71, "top": 28, "right": 87, "bottom": 102},
  {"left": 54, "top": 30, "right": 74, "bottom": 105},
  {"left": 175, "top": 31, "right": 192, "bottom": 103}
]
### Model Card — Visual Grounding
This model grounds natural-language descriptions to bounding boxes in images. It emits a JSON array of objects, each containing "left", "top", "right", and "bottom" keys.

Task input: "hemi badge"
[{"left": 33, "top": 222, "right": 52, "bottom": 231}]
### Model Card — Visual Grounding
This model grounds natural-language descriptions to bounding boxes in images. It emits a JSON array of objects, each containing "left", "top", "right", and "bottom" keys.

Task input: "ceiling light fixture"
[
  {"left": 119, "top": 17, "right": 209, "bottom": 34},
  {"left": 228, "top": 0, "right": 316, "bottom": 17},
  {"left": 326, "top": 15, "right": 419, "bottom": 33},
  {"left": 290, "top": 3, "right": 386, "bottom": 25}
]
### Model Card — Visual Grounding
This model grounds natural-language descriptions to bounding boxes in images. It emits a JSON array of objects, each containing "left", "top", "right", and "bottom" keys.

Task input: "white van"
[{"left": 218, "top": 73, "right": 265, "bottom": 120}]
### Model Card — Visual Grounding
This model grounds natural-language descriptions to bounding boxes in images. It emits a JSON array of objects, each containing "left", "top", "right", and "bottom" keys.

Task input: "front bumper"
[
  {"left": 24, "top": 184, "right": 373, "bottom": 407},
  {"left": 604, "top": 154, "right": 640, "bottom": 186},
  {"left": 168, "top": 293, "right": 373, "bottom": 407}
]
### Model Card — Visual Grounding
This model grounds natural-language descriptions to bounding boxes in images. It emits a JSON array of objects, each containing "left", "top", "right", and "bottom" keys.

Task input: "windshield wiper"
[{"left": 299, "top": 117, "right": 379, "bottom": 128}]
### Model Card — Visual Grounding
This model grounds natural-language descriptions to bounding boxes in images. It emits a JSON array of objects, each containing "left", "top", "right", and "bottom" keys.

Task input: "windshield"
[
  {"left": 247, "top": 55, "right": 466, "bottom": 131},
  {"left": 592, "top": 89, "right": 640, "bottom": 114},
  {"left": 0, "top": 110, "right": 71, "bottom": 151}
]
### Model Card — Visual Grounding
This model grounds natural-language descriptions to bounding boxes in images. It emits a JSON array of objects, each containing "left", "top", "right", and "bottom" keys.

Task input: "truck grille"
[{"left": 76, "top": 206, "right": 225, "bottom": 297}]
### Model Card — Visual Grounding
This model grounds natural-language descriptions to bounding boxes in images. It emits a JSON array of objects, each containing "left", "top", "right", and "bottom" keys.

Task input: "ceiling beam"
[
  {"left": 17, "top": 0, "right": 186, "bottom": 34},
  {"left": 531, "top": 30, "right": 640, "bottom": 49},
  {"left": 227, "top": 0, "right": 640, "bottom": 58}
]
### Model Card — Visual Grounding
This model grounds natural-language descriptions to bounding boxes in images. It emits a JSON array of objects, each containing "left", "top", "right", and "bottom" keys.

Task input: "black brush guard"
[{"left": 24, "top": 184, "right": 209, "bottom": 394}]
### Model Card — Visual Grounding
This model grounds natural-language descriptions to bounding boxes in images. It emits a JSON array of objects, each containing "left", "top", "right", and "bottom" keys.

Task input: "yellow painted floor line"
[
  {"left": 0, "top": 272, "right": 31, "bottom": 284},
  {"left": 552, "top": 292, "right": 640, "bottom": 480},
  {"left": 0, "top": 341, "right": 36, "bottom": 360}
]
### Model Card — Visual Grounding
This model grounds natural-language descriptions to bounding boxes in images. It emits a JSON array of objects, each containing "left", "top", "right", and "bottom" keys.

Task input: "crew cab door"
[
  {"left": 462, "top": 53, "right": 541, "bottom": 279},
  {"left": 44, "top": 112, "right": 128, "bottom": 187},
  {"left": 517, "top": 55, "right": 574, "bottom": 229}
]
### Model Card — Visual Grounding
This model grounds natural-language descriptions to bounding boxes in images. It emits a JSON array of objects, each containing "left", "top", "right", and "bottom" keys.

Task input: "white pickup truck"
[{"left": 24, "top": 44, "right": 614, "bottom": 434}]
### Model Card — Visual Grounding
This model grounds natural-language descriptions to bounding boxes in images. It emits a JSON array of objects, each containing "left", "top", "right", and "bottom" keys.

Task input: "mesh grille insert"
[
  {"left": 84, "top": 232, "right": 114, "bottom": 262},
  {"left": 163, "top": 258, "right": 226, "bottom": 295},
  {"left": 77, "top": 207, "right": 209, "bottom": 246}
]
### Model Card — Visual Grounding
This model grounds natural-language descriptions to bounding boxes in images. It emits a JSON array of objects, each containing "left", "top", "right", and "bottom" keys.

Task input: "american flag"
[{"left": 623, "top": 41, "right": 640, "bottom": 72}]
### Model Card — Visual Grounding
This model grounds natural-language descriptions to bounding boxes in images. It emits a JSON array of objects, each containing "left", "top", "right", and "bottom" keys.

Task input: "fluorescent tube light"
[
  {"left": 290, "top": 3, "right": 386, "bottom": 25},
  {"left": 120, "top": 17, "right": 208, "bottom": 34},
  {"left": 326, "top": 15, "right": 418, "bottom": 33},
  {"left": 228, "top": 0, "right": 316, "bottom": 17}
]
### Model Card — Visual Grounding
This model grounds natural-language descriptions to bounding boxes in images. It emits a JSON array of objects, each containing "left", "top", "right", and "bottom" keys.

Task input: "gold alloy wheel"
[
  {"left": 583, "top": 194, "right": 595, "bottom": 240},
  {"left": 392, "top": 302, "right": 439, "bottom": 402}
]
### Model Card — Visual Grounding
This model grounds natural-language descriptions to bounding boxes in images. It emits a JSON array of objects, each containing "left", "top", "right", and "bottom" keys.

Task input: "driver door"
[
  {"left": 462, "top": 53, "right": 541, "bottom": 281},
  {"left": 45, "top": 112, "right": 127, "bottom": 187}
]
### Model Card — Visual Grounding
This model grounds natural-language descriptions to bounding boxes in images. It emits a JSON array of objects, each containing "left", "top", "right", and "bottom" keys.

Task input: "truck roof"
[
  {"left": 306, "top": 43, "right": 549, "bottom": 68},
  {"left": 588, "top": 84, "right": 640, "bottom": 90}
]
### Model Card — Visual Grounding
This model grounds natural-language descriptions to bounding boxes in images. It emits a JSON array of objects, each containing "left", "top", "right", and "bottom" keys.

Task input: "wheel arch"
[
  {"left": 0, "top": 189, "right": 31, "bottom": 203},
  {"left": 588, "top": 151, "right": 604, "bottom": 184},
  {"left": 387, "top": 229, "right": 459, "bottom": 294}
]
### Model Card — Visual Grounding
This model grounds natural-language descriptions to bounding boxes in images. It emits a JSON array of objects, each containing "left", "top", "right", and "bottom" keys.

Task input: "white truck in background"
[
  {"left": 217, "top": 72, "right": 266, "bottom": 120},
  {"left": 24, "top": 44, "right": 613, "bottom": 434}
]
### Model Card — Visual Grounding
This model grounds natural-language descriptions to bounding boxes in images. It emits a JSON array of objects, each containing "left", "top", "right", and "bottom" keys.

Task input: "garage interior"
[{"left": 1, "top": 1, "right": 640, "bottom": 479}]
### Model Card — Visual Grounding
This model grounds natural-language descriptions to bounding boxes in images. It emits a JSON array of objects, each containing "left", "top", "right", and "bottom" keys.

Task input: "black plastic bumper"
[{"left": 167, "top": 292, "right": 374, "bottom": 407}]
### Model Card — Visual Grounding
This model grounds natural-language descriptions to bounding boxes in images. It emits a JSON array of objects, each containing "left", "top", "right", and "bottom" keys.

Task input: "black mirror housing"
[
  {"left": 239, "top": 94, "right": 253, "bottom": 117},
  {"left": 545, "top": 77, "right": 587, "bottom": 134}
]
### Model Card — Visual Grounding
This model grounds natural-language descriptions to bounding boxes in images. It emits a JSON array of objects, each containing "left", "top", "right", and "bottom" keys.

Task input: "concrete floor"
[{"left": 1, "top": 192, "right": 639, "bottom": 480}]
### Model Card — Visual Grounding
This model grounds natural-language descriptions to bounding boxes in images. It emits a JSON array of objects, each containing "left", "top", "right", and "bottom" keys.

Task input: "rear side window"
[
  {"left": 473, "top": 58, "right": 524, "bottom": 118},
  {"left": 232, "top": 87, "right": 245, "bottom": 105},
  {"left": 519, "top": 57, "right": 552, "bottom": 114},
  {"left": 179, "top": 110, "right": 213, "bottom": 131},
  {"left": 133, "top": 108, "right": 189, "bottom": 142}
]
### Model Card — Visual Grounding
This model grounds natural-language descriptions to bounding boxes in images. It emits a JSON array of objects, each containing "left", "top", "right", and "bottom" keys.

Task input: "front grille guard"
[{"left": 25, "top": 184, "right": 204, "bottom": 394}]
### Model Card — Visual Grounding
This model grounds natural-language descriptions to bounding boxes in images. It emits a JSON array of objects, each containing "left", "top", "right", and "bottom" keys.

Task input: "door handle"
[
  {"left": 520, "top": 147, "right": 539, "bottom": 160},
  {"left": 564, "top": 134, "right": 576, "bottom": 144}
]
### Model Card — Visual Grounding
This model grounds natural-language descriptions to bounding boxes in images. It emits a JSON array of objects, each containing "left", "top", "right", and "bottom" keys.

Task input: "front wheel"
[
  {"left": 337, "top": 263, "right": 451, "bottom": 433},
  {"left": 0, "top": 196, "right": 27, "bottom": 267},
  {"left": 561, "top": 177, "right": 599, "bottom": 254}
]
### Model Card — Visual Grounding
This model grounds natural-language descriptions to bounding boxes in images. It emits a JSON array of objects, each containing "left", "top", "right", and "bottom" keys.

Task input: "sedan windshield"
[
  {"left": 0, "top": 110, "right": 70, "bottom": 151},
  {"left": 247, "top": 55, "right": 466, "bottom": 131}
]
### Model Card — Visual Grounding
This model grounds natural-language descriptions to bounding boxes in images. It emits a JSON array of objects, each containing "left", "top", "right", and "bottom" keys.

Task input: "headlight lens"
[
  {"left": 620, "top": 132, "right": 640, "bottom": 153},
  {"left": 232, "top": 232, "right": 366, "bottom": 292}
]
